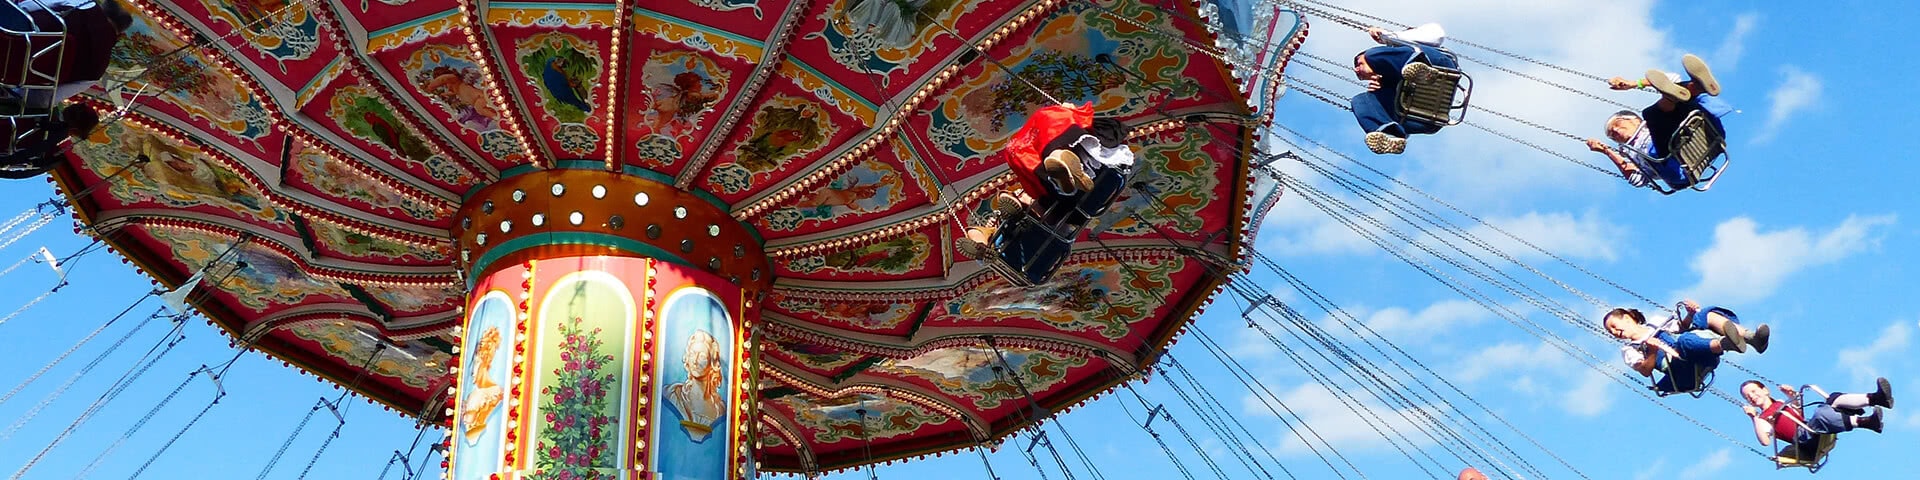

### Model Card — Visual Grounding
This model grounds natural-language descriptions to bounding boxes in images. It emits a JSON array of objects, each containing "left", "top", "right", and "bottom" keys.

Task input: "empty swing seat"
[{"left": 983, "top": 166, "right": 1128, "bottom": 287}]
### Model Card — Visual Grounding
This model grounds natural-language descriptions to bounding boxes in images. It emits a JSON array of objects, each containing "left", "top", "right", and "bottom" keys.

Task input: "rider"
[
  {"left": 960, "top": 102, "right": 1132, "bottom": 257},
  {"left": 1602, "top": 303, "right": 1770, "bottom": 394},
  {"left": 1350, "top": 23, "right": 1456, "bottom": 155},
  {"left": 0, "top": 101, "right": 98, "bottom": 179},
  {"left": 1584, "top": 54, "right": 1734, "bottom": 189},
  {"left": 1741, "top": 378, "right": 1893, "bottom": 460}
]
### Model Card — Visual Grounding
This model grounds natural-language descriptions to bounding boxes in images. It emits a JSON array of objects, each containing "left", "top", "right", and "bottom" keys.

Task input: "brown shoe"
[
  {"left": 1681, "top": 54, "right": 1719, "bottom": 96},
  {"left": 1364, "top": 131, "right": 1406, "bottom": 155},
  {"left": 1645, "top": 69, "right": 1692, "bottom": 102},
  {"left": 958, "top": 226, "right": 997, "bottom": 259},
  {"left": 993, "top": 192, "right": 1023, "bottom": 215},
  {"left": 1042, "top": 149, "right": 1094, "bottom": 192}
]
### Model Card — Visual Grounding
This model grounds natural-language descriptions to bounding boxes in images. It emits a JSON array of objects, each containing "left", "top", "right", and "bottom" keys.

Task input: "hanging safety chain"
[
  {"left": 1268, "top": 167, "right": 1773, "bottom": 460},
  {"left": 11, "top": 318, "right": 189, "bottom": 480}
]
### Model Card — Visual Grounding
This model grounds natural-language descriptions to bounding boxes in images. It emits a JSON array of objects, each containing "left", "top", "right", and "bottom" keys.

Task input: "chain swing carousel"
[{"left": 29, "top": 0, "right": 1305, "bottom": 477}]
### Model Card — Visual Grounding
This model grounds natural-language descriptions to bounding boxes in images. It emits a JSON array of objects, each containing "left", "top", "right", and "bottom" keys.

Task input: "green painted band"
[{"left": 466, "top": 231, "right": 701, "bottom": 282}]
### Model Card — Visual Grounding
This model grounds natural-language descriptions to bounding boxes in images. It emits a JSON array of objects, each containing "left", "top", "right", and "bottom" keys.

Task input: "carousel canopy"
[{"left": 47, "top": 0, "right": 1302, "bottom": 471}]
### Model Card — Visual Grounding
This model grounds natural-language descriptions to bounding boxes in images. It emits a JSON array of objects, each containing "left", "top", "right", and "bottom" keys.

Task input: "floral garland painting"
[
  {"left": 531, "top": 270, "right": 634, "bottom": 479},
  {"left": 533, "top": 315, "right": 618, "bottom": 479}
]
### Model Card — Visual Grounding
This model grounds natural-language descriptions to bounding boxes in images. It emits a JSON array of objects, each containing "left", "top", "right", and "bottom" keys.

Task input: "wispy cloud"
[
  {"left": 1836, "top": 321, "right": 1913, "bottom": 383},
  {"left": 1245, "top": 382, "right": 1449, "bottom": 456},
  {"left": 1756, "top": 65, "right": 1824, "bottom": 143},
  {"left": 1679, "top": 214, "right": 1897, "bottom": 304},
  {"left": 1680, "top": 448, "right": 1733, "bottom": 480},
  {"left": 1455, "top": 342, "right": 1617, "bottom": 417},
  {"left": 1713, "top": 13, "right": 1761, "bottom": 72}
]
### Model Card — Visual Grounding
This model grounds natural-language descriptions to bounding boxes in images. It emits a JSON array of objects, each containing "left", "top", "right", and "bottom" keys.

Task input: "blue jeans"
[
  {"left": 1681, "top": 306, "right": 1737, "bottom": 331},
  {"left": 1350, "top": 44, "right": 1457, "bottom": 138},
  {"left": 1791, "top": 404, "right": 1851, "bottom": 458},
  {"left": 1651, "top": 328, "right": 1735, "bottom": 393}
]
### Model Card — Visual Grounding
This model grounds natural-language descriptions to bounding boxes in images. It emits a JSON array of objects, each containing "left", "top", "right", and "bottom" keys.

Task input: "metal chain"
[
  {"left": 254, "top": 401, "right": 325, "bottom": 480},
  {"left": 1282, "top": 0, "right": 1615, "bottom": 84},
  {"left": 1274, "top": 169, "right": 1772, "bottom": 460},
  {"left": 0, "top": 212, "right": 53, "bottom": 253},
  {"left": 128, "top": 392, "right": 224, "bottom": 480},
  {"left": 75, "top": 370, "right": 201, "bottom": 479},
  {"left": 1268, "top": 128, "right": 1664, "bottom": 308}
]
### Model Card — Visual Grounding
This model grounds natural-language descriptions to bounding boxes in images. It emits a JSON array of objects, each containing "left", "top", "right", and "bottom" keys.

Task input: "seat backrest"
[
  {"left": 1671, "top": 113, "right": 1725, "bottom": 179},
  {"left": 1398, "top": 67, "right": 1463, "bottom": 125}
]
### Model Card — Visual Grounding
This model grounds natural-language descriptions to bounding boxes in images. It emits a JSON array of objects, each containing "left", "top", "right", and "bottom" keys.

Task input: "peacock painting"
[{"left": 516, "top": 33, "right": 602, "bottom": 124}]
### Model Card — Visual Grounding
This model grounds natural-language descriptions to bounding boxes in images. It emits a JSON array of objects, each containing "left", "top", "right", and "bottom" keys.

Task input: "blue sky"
[{"left": 2, "top": 0, "right": 1916, "bottom": 479}]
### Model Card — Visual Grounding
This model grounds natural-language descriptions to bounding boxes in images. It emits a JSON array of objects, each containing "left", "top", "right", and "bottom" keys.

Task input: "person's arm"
[
  {"left": 1642, "top": 336, "right": 1682, "bottom": 361},
  {"left": 1372, "top": 23, "right": 1446, "bottom": 47},
  {"left": 1629, "top": 345, "right": 1658, "bottom": 377},
  {"left": 1587, "top": 139, "right": 1645, "bottom": 186},
  {"left": 1745, "top": 405, "right": 1774, "bottom": 447}
]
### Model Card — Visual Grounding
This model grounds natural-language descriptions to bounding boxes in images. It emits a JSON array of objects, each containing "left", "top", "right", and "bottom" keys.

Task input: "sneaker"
[
  {"left": 1873, "top": 377, "right": 1894, "bottom": 409},
  {"left": 992, "top": 192, "right": 1023, "bottom": 216},
  {"left": 1748, "top": 324, "right": 1770, "bottom": 354},
  {"left": 1403, "top": 62, "right": 1440, "bottom": 85},
  {"left": 1681, "top": 54, "right": 1720, "bottom": 96},
  {"left": 958, "top": 226, "right": 997, "bottom": 259},
  {"left": 1718, "top": 327, "right": 1747, "bottom": 354},
  {"left": 1364, "top": 131, "right": 1406, "bottom": 154},
  {"left": 1042, "top": 149, "right": 1094, "bottom": 192},
  {"left": 1645, "top": 69, "right": 1692, "bottom": 103},
  {"left": 1857, "top": 407, "right": 1885, "bottom": 433}
]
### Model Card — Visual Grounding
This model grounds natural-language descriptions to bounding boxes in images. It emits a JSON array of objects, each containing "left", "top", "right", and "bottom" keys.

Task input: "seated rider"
[
  {"left": 1584, "top": 54, "right": 1734, "bottom": 189},
  {"left": 1741, "top": 378, "right": 1893, "bottom": 461},
  {"left": 1350, "top": 23, "right": 1457, "bottom": 155},
  {"left": 1602, "top": 302, "right": 1770, "bottom": 394},
  {"left": 0, "top": 0, "right": 133, "bottom": 108},
  {"left": 959, "top": 102, "right": 1133, "bottom": 257},
  {"left": 0, "top": 101, "right": 98, "bottom": 179}
]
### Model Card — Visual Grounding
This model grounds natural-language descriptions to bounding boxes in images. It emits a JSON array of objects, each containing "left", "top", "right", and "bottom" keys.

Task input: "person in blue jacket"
[{"left": 1350, "top": 23, "right": 1457, "bottom": 155}]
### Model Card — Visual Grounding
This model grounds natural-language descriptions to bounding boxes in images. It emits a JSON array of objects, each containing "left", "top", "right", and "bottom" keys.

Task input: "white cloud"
[
  {"left": 1632, "top": 458, "right": 1669, "bottom": 480},
  {"left": 1680, "top": 448, "right": 1733, "bottom": 480},
  {"left": 1755, "top": 65, "right": 1824, "bottom": 143},
  {"left": 1360, "top": 299, "right": 1490, "bottom": 339},
  {"left": 1244, "top": 382, "right": 1448, "bottom": 455},
  {"left": 1712, "top": 13, "right": 1761, "bottom": 72},
  {"left": 1454, "top": 342, "right": 1617, "bottom": 417},
  {"left": 1836, "top": 321, "right": 1913, "bottom": 384},
  {"left": 1455, "top": 210, "right": 1624, "bottom": 262},
  {"left": 1678, "top": 214, "right": 1897, "bottom": 304}
]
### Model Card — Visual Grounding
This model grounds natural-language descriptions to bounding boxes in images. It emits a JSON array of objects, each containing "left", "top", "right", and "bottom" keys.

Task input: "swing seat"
[
  {"left": 1774, "top": 385, "right": 1839, "bottom": 472},
  {"left": 1774, "top": 434, "right": 1836, "bottom": 472},
  {"left": 1650, "top": 358, "right": 1715, "bottom": 398},
  {"left": 980, "top": 165, "right": 1128, "bottom": 287},
  {"left": 1632, "top": 110, "right": 1731, "bottom": 195},
  {"left": 0, "top": 0, "right": 77, "bottom": 118},
  {"left": 1395, "top": 49, "right": 1472, "bottom": 127}
]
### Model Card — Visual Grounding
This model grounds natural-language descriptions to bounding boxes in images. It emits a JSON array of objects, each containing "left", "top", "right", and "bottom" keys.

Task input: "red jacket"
[{"left": 1001, "top": 103, "right": 1093, "bottom": 196}]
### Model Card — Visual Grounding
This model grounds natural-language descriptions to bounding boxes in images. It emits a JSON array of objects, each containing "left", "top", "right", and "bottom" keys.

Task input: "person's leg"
[
  {"left": 1350, "top": 92, "right": 1404, "bottom": 137},
  {"left": 1832, "top": 378, "right": 1896, "bottom": 409},
  {"left": 1666, "top": 331, "right": 1737, "bottom": 360},
  {"left": 1681, "top": 54, "right": 1720, "bottom": 96},
  {"left": 1693, "top": 307, "right": 1767, "bottom": 354},
  {"left": 1806, "top": 405, "right": 1855, "bottom": 434}
]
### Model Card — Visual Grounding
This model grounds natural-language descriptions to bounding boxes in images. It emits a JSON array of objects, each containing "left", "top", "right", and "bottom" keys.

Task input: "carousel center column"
[{"left": 442, "top": 167, "right": 771, "bottom": 480}]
